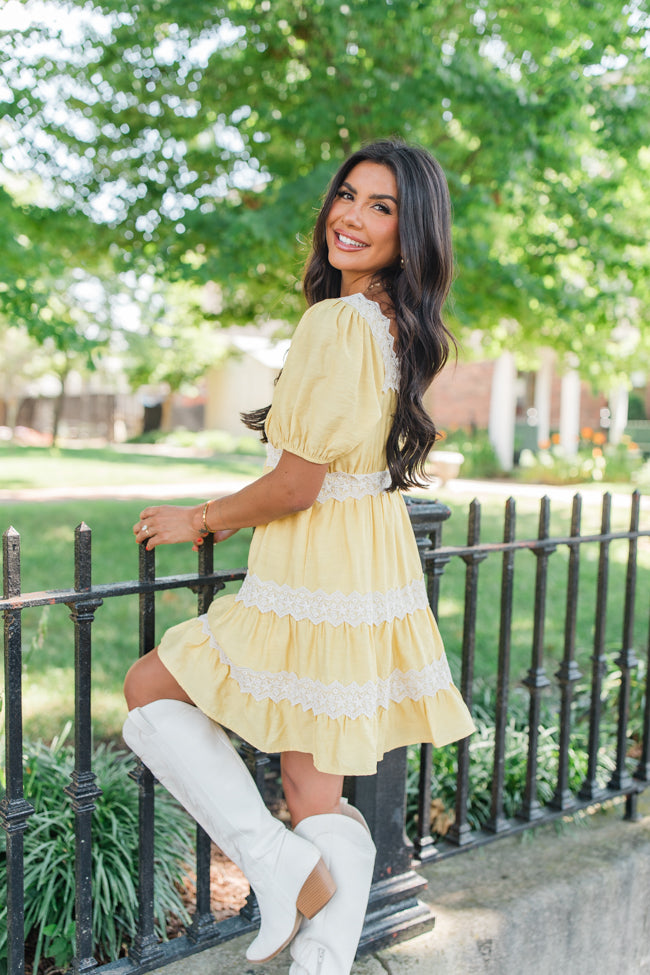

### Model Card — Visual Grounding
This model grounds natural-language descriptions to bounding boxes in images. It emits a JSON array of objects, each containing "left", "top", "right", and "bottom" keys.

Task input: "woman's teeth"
[{"left": 338, "top": 233, "right": 367, "bottom": 248}]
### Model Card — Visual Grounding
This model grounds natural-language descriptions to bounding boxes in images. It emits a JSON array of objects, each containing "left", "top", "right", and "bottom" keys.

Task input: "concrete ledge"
[{"left": 150, "top": 793, "right": 650, "bottom": 975}]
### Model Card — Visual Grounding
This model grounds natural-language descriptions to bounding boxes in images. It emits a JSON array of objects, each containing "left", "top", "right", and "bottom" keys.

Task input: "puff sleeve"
[{"left": 265, "top": 298, "right": 385, "bottom": 465}]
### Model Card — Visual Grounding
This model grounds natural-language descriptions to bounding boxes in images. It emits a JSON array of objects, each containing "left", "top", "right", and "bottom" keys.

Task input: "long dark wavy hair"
[{"left": 243, "top": 139, "right": 456, "bottom": 491}]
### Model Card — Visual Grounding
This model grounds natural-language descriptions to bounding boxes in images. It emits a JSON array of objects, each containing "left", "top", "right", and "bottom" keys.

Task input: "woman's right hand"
[{"left": 193, "top": 527, "right": 239, "bottom": 551}]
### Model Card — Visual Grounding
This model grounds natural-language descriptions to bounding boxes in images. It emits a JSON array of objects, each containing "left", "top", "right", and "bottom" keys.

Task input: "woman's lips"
[{"left": 334, "top": 231, "right": 369, "bottom": 250}]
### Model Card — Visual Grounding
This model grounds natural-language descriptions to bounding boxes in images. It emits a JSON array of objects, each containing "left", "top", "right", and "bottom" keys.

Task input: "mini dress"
[{"left": 158, "top": 294, "right": 475, "bottom": 775}]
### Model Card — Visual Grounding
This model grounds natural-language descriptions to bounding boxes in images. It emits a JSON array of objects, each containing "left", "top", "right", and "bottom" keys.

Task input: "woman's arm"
[{"left": 133, "top": 450, "right": 328, "bottom": 550}]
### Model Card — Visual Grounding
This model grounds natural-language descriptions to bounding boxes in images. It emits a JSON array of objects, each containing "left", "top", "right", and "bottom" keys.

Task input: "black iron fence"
[{"left": 2, "top": 491, "right": 649, "bottom": 975}]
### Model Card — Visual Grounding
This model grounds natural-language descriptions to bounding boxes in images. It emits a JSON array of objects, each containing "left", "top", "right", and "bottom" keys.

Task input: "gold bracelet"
[{"left": 201, "top": 500, "right": 212, "bottom": 535}]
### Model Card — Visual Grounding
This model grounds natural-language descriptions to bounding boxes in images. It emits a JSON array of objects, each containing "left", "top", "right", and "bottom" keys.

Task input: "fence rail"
[{"left": 2, "top": 490, "right": 649, "bottom": 975}]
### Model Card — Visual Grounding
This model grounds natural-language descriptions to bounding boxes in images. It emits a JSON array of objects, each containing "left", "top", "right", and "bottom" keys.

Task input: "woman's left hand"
[{"left": 134, "top": 504, "right": 202, "bottom": 550}]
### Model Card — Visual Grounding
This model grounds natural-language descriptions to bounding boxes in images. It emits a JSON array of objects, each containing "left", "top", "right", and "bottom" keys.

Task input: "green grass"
[
  {"left": 1, "top": 496, "right": 253, "bottom": 743},
  {"left": 0, "top": 442, "right": 264, "bottom": 491},
  {"left": 1, "top": 446, "right": 648, "bottom": 745}
]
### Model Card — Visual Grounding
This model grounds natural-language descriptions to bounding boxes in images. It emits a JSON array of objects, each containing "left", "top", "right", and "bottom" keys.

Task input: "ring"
[{"left": 142, "top": 524, "right": 148, "bottom": 534}]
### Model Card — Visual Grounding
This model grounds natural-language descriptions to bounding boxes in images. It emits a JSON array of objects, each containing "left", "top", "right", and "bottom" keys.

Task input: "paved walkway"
[{"left": 150, "top": 793, "right": 650, "bottom": 975}]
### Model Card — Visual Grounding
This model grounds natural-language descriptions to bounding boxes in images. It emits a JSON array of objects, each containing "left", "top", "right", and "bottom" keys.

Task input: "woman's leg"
[
  {"left": 282, "top": 753, "right": 376, "bottom": 975},
  {"left": 281, "top": 751, "right": 343, "bottom": 826},
  {"left": 122, "top": 656, "right": 335, "bottom": 962},
  {"left": 123, "top": 647, "right": 193, "bottom": 710}
]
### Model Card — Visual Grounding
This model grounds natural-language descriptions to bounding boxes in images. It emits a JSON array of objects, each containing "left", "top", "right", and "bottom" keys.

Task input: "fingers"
[
  {"left": 134, "top": 506, "right": 161, "bottom": 546},
  {"left": 134, "top": 520, "right": 155, "bottom": 547}
]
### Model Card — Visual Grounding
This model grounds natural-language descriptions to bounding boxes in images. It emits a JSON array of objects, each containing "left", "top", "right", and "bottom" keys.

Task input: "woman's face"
[{"left": 325, "top": 160, "right": 400, "bottom": 296}]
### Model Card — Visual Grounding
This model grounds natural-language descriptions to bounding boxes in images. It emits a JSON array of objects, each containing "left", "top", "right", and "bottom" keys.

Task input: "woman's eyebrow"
[{"left": 340, "top": 180, "right": 398, "bottom": 205}]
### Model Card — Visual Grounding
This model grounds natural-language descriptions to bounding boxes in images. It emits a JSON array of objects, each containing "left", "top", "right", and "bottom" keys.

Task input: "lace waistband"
[{"left": 266, "top": 443, "right": 391, "bottom": 503}]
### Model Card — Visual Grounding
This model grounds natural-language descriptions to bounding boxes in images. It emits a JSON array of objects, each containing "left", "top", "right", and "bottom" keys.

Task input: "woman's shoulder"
[
  {"left": 303, "top": 294, "right": 390, "bottom": 330},
  {"left": 298, "top": 295, "right": 398, "bottom": 393}
]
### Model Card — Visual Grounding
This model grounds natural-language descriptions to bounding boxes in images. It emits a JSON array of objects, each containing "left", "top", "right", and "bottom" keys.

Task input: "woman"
[{"left": 123, "top": 139, "right": 475, "bottom": 974}]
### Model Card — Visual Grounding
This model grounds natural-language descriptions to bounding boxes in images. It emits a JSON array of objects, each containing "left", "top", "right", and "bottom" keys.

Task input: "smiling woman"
[
  {"left": 326, "top": 160, "right": 401, "bottom": 297},
  {"left": 121, "top": 140, "right": 473, "bottom": 975}
]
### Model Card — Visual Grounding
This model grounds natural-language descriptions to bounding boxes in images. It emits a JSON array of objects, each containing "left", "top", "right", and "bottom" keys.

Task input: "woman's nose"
[{"left": 342, "top": 201, "right": 363, "bottom": 226}]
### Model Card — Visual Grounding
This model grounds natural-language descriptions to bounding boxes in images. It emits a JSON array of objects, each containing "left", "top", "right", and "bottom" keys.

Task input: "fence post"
[
  {"left": 612, "top": 491, "right": 641, "bottom": 818},
  {"left": 347, "top": 496, "right": 453, "bottom": 952},
  {"left": 129, "top": 542, "right": 165, "bottom": 968},
  {"left": 1, "top": 527, "right": 35, "bottom": 975},
  {"left": 520, "top": 496, "right": 555, "bottom": 821},
  {"left": 579, "top": 493, "right": 611, "bottom": 801},
  {"left": 486, "top": 497, "right": 516, "bottom": 833},
  {"left": 64, "top": 523, "right": 103, "bottom": 974},
  {"left": 447, "top": 499, "right": 486, "bottom": 847},
  {"left": 409, "top": 496, "right": 452, "bottom": 861},
  {"left": 187, "top": 538, "right": 223, "bottom": 948}
]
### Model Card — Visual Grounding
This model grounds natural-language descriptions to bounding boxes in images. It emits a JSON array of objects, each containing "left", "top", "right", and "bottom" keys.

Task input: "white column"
[
  {"left": 559, "top": 369, "right": 581, "bottom": 457},
  {"left": 608, "top": 386, "right": 629, "bottom": 445},
  {"left": 488, "top": 352, "right": 517, "bottom": 471},
  {"left": 534, "top": 349, "right": 554, "bottom": 448}
]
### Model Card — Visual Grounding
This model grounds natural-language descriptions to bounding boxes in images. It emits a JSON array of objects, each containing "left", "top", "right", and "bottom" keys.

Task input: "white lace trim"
[
  {"left": 265, "top": 443, "right": 391, "bottom": 502},
  {"left": 199, "top": 615, "right": 453, "bottom": 719},
  {"left": 234, "top": 573, "right": 429, "bottom": 627},
  {"left": 340, "top": 293, "right": 399, "bottom": 394},
  {"left": 317, "top": 469, "right": 392, "bottom": 502}
]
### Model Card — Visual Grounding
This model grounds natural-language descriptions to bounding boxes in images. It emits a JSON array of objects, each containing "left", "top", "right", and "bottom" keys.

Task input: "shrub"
[
  {"left": 407, "top": 655, "right": 645, "bottom": 840},
  {"left": 0, "top": 727, "right": 193, "bottom": 974},
  {"left": 438, "top": 429, "right": 505, "bottom": 479},
  {"left": 517, "top": 430, "right": 643, "bottom": 485}
]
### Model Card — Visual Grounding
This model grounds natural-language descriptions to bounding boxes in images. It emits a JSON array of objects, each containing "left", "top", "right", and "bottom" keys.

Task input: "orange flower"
[
  {"left": 592, "top": 431, "right": 607, "bottom": 445},
  {"left": 551, "top": 433, "right": 560, "bottom": 444},
  {"left": 629, "top": 442, "right": 639, "bottom": 451},
  {"left": 581, "top": 427, "right": 594, "bottom": 440},
  {"left": 538, "top": 438, "right": 551, "bottom": 450},
  {"left": 592, "top": 447, "right": 603, "bottom": 458}
]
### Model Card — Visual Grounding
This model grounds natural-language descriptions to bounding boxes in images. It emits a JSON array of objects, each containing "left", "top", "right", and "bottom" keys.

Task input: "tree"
[{"left": 1, "top": 0, "right": 648, "bottom": 385}]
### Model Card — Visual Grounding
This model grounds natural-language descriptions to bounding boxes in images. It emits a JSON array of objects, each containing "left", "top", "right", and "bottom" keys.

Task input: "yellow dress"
[{"left": 158, "top": 294, "right": 475, "bottom": 775}]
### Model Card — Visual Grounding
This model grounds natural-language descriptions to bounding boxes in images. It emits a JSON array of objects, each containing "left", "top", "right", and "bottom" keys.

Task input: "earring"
[{"left": 400, "top": 256, "right": 405, "bottom": 268}]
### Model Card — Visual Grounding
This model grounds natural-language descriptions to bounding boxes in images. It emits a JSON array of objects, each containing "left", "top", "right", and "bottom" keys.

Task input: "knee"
[
  {"left": 123, "top": 654, "right": 152, "bottom": 710},
  {"left": 123, "top": 661, "right": 140, "bottom": 711},
  {"left": 123, "top": 648, "right": 193, "bottom": 711}
]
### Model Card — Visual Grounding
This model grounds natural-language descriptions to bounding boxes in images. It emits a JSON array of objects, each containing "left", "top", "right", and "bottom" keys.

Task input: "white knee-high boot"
[
  {"left": 122, "top": 700, "right": 335, "bottom": 963},
  {"left": 288, "top": 801, "right": 376, "bottom": 975}
]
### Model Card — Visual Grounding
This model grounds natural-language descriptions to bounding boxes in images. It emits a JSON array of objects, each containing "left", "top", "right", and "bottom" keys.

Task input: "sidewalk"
[
  {"left": 1, "top": 475, "right": 646, "bottom": 509},
  {"left": 151, "top": 793, "right": 650, "bottom": 975}
]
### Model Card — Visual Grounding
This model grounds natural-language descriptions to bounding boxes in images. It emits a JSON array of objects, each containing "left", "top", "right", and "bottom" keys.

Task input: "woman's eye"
[{"left": 337, "top": 189, "right": 354, "bottom": 200}]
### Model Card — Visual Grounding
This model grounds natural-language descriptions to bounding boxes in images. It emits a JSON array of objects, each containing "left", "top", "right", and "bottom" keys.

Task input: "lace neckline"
[{"left": 340, "top": 293, "right": 399, "bottom": 393}]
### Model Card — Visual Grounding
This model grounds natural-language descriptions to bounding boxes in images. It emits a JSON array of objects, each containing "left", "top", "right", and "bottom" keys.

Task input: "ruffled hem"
[{"left": 158, "top": 605, "right": 475, "bottom": 776}]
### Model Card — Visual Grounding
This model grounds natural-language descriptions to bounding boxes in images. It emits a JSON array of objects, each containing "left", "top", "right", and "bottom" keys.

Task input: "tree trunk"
[{"left": 52, "top": 367, "right": 71, "bottom": 446}]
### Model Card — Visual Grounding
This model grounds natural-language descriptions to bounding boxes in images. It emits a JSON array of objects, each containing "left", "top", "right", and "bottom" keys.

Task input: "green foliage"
[
  {"left": 1, "top": 0, "right": 649, "bottom": 381},
  {"left": 439, "top": 428, "right": 504, "bottom": 479},
  {"left": 129, "top": 427, "right": 266, "bottom": 456},
  {"left": 408, "top": 655, "right": 646, "bottom": 839},
  {"left": 0, "top": 727, "right": 193, "bottom": 973},
  {"left": 517, "top": 438, "right": 644, "bottom": 485},
  {"left": 439, "top": 426, "right": 648, "bottom": 485}
]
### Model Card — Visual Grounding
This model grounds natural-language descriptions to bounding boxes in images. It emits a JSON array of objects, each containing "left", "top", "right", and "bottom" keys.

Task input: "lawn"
[
  {"left": 1, "top": 444, "right": 648, "bottom": 745},
  {"left": 0, "top": 442, "right": 264, "bottom": 491}
]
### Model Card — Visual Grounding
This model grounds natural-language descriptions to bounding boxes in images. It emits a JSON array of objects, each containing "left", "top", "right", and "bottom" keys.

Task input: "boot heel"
[{"left": 296, "top": 858, "right": 336, "bottom": 920}]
